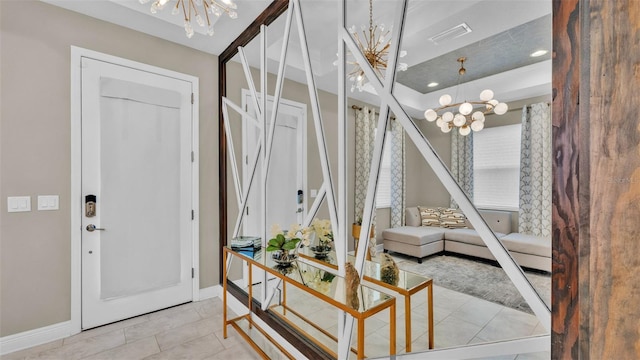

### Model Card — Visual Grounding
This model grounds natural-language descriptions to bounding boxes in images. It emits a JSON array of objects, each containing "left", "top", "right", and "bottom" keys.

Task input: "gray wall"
[{"left": 0, "top": 1, "right": 219, "bottom": 337}]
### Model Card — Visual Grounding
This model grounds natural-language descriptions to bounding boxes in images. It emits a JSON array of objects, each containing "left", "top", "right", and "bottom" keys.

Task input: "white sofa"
[{"left": 382, "top": 207, "right": 551, "bottom": 272}]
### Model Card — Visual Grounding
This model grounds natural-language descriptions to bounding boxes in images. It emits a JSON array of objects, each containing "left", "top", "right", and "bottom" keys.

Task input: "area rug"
[{"left": 391, "top": 253, "right": 551, "bottom": 314}]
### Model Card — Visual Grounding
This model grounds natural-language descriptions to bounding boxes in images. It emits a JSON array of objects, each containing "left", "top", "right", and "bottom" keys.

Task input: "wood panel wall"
[
  {"left": 587, "top": 0, "right": 640, "bottom": 358},
  {"left": 551, "top": 0, "right": 582, "bottom": 357},
  {"left": 553, "top": 0, "right": 640, "bottom": 358}
]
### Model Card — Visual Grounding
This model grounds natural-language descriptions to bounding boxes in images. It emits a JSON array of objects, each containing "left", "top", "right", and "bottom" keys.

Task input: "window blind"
[{"left": 473, "top": 124, "right": 521, "bottom": 210}]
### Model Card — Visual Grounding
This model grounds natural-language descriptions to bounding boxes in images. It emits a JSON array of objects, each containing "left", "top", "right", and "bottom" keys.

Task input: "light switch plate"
[
  {"left": 38, "top": 195, "right": 59, "bottom": 211},
  {"left": 310, "top": 189, "right": 318, "bottom": 198},
  {"left": 7, "top": 196, "right": 31, "bottom": 212}
]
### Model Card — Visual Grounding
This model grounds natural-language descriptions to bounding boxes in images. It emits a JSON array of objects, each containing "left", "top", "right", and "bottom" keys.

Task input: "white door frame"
[
  {"left": 240, "top": 89, "right": 307, "bottom": 289},
  {"left": 70, "top": 46, "right": 200, "bottom": 334},
  {"left": 241, "top": 89, "right": 308, "bottom": 231}
]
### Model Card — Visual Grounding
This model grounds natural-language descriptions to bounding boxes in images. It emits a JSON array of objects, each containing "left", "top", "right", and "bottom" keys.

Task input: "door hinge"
[
  {"left": 191, "top": 93, "right": 194, "bottom": 104},
  {"left": 192, "top": 268, "right": 195, "bottom": 278},
  {"left": 191, "top": 151, "right": 195, "bottom": 162},
  {"left": 191, "top": 210, "right": 195, "bottom": 220},
  {"left": 245, "top": 155, "right": 248, "bottom": 165}
]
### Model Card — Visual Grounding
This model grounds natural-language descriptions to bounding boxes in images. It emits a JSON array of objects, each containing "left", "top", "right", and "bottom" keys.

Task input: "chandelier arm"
[
  {"left": 188, "top": 0, "right": 194, "bottom": 21},
  {"left": 211, "top": 1, "right": 231, "bottom": 16},
  {"left": 180, "top": 0, "right": 188, "bottom": 21},
  {"left": 202, "top": 1, "right": 212, "bottom": 26}
]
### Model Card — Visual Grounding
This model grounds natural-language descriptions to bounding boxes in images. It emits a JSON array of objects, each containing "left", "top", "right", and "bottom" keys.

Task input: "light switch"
[
  {"left": 310, "top": 189, "right": 318, "bottom": 198},
  {"left": 7, "top": 196, "right": 31, "bottom": 212},
  {"left": 38, "top": 195, "right": 59, "bottom": 211}
]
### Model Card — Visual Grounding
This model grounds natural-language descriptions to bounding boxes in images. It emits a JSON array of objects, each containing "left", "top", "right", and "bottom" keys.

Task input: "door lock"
[{"left": 86, "top": 224, "right": 105, "bottom": 232}]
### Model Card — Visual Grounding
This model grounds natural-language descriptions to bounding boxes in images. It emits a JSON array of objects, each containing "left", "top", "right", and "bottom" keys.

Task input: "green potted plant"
[{"left": 267, "top": 224, "right": 303, "bottom": 265}]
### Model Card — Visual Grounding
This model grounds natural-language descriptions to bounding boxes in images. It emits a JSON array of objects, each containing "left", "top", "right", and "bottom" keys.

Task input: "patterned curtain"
[
  {"left": 450, "top": 129, "right": 474, "bottom": 208},
  {"left": 354, "top": 106, "right": 377, "bottom": 238},
  {"left": 389, "top": 119, "right": 405, "bottom": 228},
  {"left": 519, "top": 102, "right": 552, "bottom": 238},
  {"left": 354, "top": 107, "right": 406, "bottom": 246}
]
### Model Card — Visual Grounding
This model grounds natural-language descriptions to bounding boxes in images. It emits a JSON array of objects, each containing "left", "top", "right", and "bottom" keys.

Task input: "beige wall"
[{"left": 0, "top": 1, "right": 219, "bottom": 337}]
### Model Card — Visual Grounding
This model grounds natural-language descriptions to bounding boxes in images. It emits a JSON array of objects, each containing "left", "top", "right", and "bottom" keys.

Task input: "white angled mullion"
[
  {"left": 238, "top": 47, "right": 262, "bottom": 121},
  {"left": 221, "top": 97, "right": 244, "bottom": 208},
  {"left": 303, "top": 183, "right": 326, "bottom": 227},
  {"left": 264, "top": 1, "right": 294, "bottom": 180},
  {"left": 342, "top": 26, "right": 551, "bottom": 332},
  {"left": 353, "top": 0, "right": 408, "bottom": 275},
  {"left": 223, "top": 96, "right": 262, "bottom": 130},
  {"left": 336, "top": 0, "right": 349, "bottom": 358},
  {"left": 292, "top": 0, "right": 340, "bottom": 271},
  {"left": 259, "top": 24, "right": 269, "bottom": 310}
]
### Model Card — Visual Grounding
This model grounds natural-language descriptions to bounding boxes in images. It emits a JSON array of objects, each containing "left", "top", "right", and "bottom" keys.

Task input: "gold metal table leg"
[
  {"left": 390, "top": 301, "right": 396, "bottom": 356},
  {"left": 358, "top": 317, "right": 365, "bottom": 359},
  {"left": 405, "top": 294, "right": 412, "bottom": 352},
  {"left": 428, "top": 283, "right": 434, "bottom": 349}
]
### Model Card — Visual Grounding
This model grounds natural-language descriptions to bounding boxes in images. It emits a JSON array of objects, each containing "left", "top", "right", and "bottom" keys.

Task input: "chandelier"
[
  {"left": 341, "top": 0, "right": 407, "bottom": 92},
  {"left": 140, "top": 0, "right": 238, "bottom": 38},
  {"left": 423, "top": 57, "right": 508, "bottom": 135}
]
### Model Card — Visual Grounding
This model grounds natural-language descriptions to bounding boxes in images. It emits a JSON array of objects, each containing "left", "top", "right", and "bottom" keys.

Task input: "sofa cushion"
[
  {"left": 405, "top": 207, "right": 421, "bottom": 227},
  {"left": 464, "top": 209, "right": 512, "bottom": 234},
  {"left": 439, "top": 208, "right": 467, "bottom": 229},
  {"left": 382, "top": 226, "right": 445, "bottom": 246},
  {"left": 500, "top": 233, "right": 551, "bottom": 258},
  {"left": 444, "top": 228, "right": 506, "bottom": 246},
  {"left": 418, "top": 207, "right": 441, "bottom": 227}
]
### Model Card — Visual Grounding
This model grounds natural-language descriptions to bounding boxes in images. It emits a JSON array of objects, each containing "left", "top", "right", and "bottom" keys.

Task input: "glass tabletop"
[
  {"left": 297, "top": 246, "right": 432, "bottom": 292},
  {"left": 225, "top": 245, "right": 395, "bottom": 314}
]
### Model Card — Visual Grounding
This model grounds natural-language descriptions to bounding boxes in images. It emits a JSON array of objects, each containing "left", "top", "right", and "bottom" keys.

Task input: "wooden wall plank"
[
  {"left": 551, "top": 0, "right": 582, "bottom": 358},
  {"left": 588, "top": 0, "right": 640, "bottom": 358}
]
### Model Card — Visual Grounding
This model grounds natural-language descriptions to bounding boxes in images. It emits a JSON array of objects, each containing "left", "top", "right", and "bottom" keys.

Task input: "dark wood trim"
[
  {"left": 551, "top": 0, "right": 584, "bottom": 358},
  {"left": 219, "top": 0, "right": 289, "bottom": 64},
  {"left": 218, "top": 0, "right": 290, "bottom": 284}
]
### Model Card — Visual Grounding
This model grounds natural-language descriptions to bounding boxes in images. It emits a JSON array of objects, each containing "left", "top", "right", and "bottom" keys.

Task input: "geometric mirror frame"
[{"left": 219, "top": 0, "right": 551, "bottom": 358}]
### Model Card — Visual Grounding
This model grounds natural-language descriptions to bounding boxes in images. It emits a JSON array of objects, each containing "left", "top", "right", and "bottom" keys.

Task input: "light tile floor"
[{"left": 2, "top": 286, "right": 550, "bottom": 360}]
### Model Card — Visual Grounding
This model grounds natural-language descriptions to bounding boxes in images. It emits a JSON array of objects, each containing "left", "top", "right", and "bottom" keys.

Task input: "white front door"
[
  {"left": 80, "top": 57, "right": 194, "bottom": 329},
  {"left": 241, "top": 91, "right": 306, "bottom": 291}
]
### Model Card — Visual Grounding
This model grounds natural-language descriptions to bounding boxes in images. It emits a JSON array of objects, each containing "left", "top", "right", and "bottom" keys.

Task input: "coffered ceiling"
[{"left": 43, "top": 0, "right": 552, "bottom": 118}]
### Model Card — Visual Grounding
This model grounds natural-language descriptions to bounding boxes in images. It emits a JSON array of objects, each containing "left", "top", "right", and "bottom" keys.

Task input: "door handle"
[{"left": 86, "top": 224, "right": 105, "bottom": 232}]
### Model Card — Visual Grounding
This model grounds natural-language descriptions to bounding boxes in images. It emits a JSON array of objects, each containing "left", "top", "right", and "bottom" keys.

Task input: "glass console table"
[
  {"left": 299, "top": 247, "right": 434, "bottom": 352},
  {"left": 223, "top": 246, "right": 397, "bottom": 359}
]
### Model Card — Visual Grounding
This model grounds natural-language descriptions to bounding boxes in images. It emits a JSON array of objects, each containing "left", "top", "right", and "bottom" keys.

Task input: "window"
[{"left": 473, "top": 124, "right": 521, "bottom": 210}]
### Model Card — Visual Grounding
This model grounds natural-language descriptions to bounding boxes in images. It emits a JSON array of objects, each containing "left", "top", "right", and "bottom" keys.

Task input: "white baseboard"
[
  {"left": 0, "top": 321, "right": 72, "bottom": 356},
  {"left": 198, "top": 285, "right": 220, "bottom": 300}
]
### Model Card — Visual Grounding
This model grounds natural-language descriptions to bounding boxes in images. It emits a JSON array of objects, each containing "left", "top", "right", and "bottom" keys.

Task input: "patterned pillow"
[
  {"left": 418, "top": 207, "right": 441, "bottom": 227},
  {"left": 439, "top": 208, "right": 468, "bottom": 229}
]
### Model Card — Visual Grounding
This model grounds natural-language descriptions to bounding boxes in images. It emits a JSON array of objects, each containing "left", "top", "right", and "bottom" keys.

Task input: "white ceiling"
[{"left": 43, "top": 0, "right": 552, "bottom": 118}]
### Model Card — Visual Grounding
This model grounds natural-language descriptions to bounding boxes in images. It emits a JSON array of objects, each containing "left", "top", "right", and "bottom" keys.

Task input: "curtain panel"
[
  {"left": 354, "top": 106, "right": 406, "bottom": 248},
  {"left": 518, "top": 102, "right": 552, "bottom": 238},
  {"left": 450, "top": 129, "right": 474, "bottom": 208},
  {"left": 354, "top": 106, "right": 377, "bottom": 242},
  {"left": 389, "top": 119, "right": 405, "bottom": 228}
]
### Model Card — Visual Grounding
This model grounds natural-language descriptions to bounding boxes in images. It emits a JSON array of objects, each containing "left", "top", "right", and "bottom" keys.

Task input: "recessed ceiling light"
[
  {"left": 427, "top": 82, "right": 439, "bottom": 88},
  {"left": 530, "top": 50, "right": 548, "bottom": 57}
]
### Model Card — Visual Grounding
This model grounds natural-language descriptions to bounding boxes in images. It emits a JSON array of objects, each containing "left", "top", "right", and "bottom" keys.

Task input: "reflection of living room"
[{"left": 219, "top": 1, "right": 553, "bottom": 358}]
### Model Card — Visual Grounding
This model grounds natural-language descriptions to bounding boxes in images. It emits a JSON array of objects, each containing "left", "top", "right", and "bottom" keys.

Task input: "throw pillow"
[
  {"left": 418, "top": 207, "right": 441, "bottom": 227},
  {"left": 439, "top": 208, "right": 468, "bottom": 229}
]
